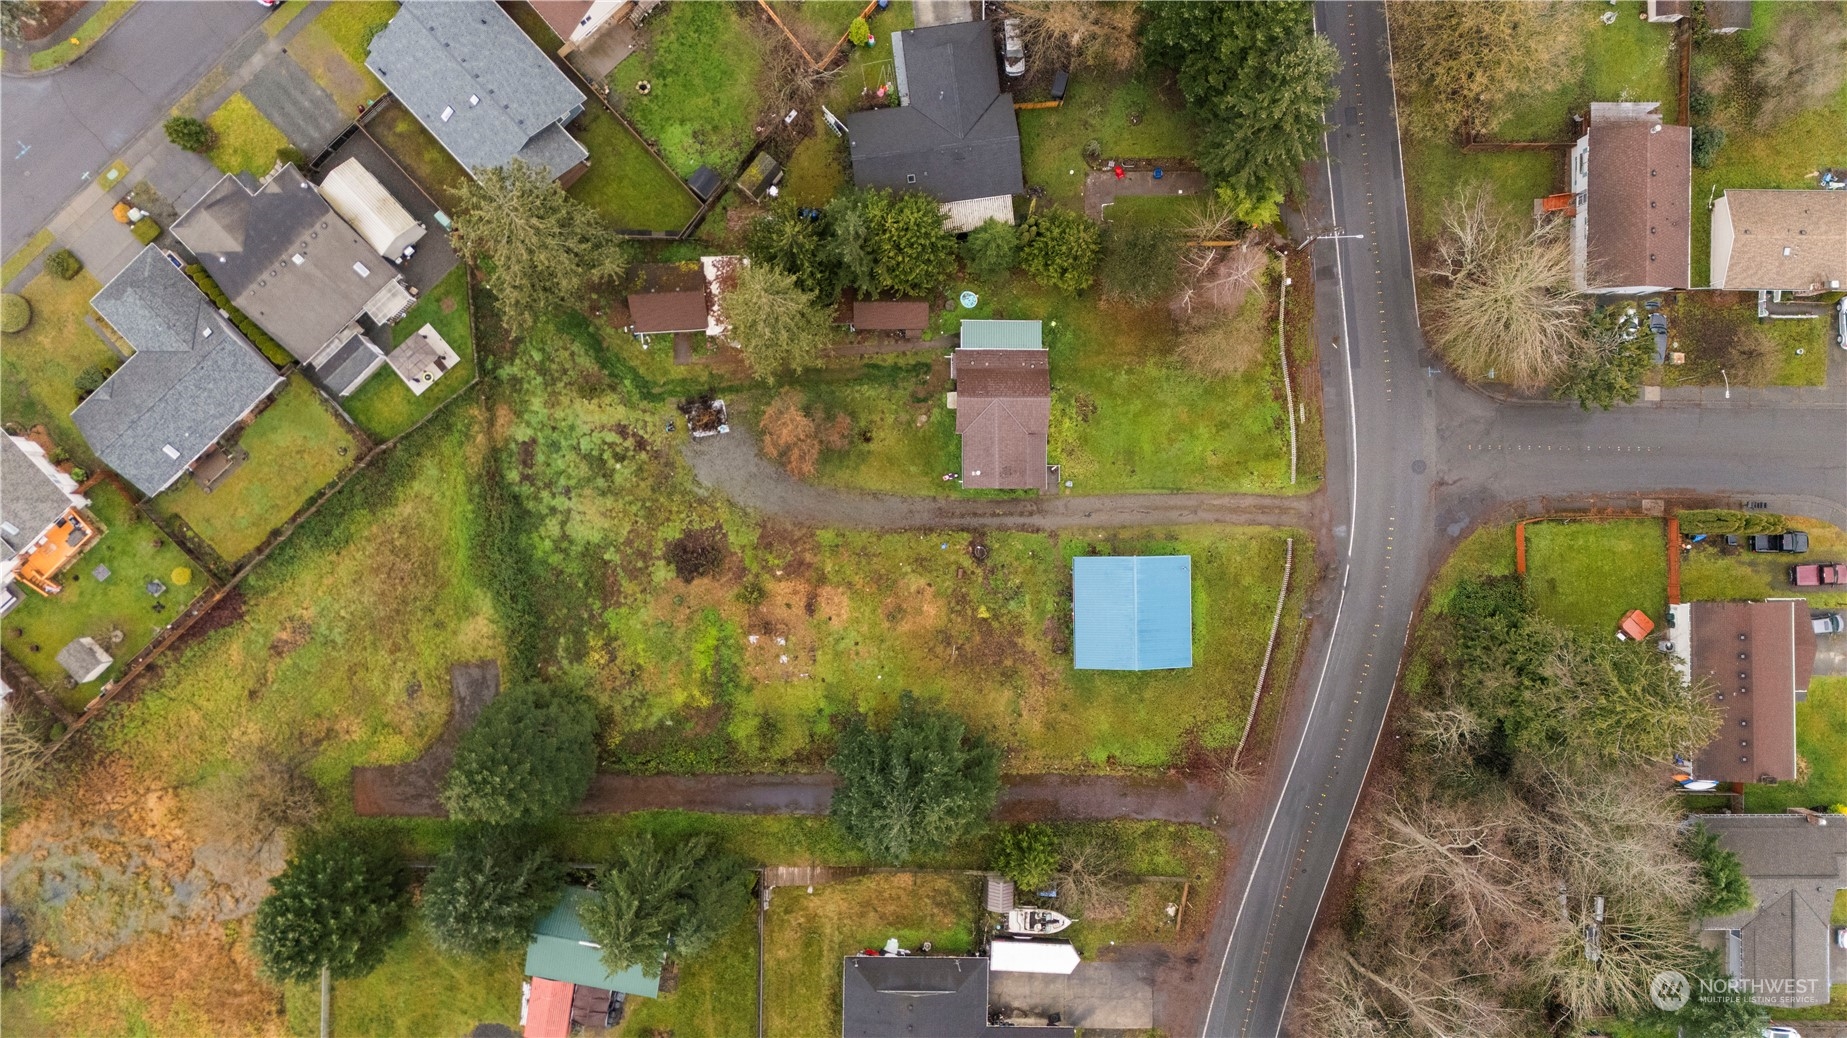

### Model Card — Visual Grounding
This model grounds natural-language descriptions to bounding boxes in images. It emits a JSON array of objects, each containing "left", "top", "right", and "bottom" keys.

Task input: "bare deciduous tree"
[
  {"left": 1751, "top": 10, "right": 1847, "bottom": 128},
  {"left": 1426, "top": 188, "right": 1591, "bottom": 389},
  {"left": 1003, "top": 1, "right": 1141, "bottom": 73},
  {"left": 1386, "top": 0, "right": 1582, "bottom": 140},
  {"left": 0, "top": 706, "right": 48, "bottom": 799}
]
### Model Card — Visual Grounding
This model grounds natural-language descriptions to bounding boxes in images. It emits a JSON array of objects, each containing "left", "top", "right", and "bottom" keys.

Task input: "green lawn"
[
  {"left": 781, "top": 134, "right": 848, "bottom": 208},
  {"left": 4, "top": 481, "right": 208, "bottom": 712},
  {"left": 616, "top": 911, "right": 757, "bottom": 1038},
  {"left": 822, "top": 1, "right": 913, "bottom": 113},
  {"left": 1019, "top": 72, "right": 1199, "bottom": 208},
  {"left": 155, "top": 375, "right": 357, "bottom": 567},
  {"left": 1743, "top": 676, "right": 1847, "bottom": 812},
  {"left": 1679, "top": 517, "right": 1847, "bottom": 611},
  {"left": 615, "top": 1, "right": 763, "bottom": 177},
  {"left": 1690, "top": 2, "right": 1847, "bottom": 285},
  {"left": 566, "top": 106, "right": 700, "bottom": 232},
  {"left": 367, "top": 105, "right": 469, "bottom": 214},
  {"left": 764, "top": 873, "right": 978, "bottom": 1038},
  {"left": 3, "top": 228, "right": 56, "bottom": 285},
  {"left": 0, "top": 271, "right": 114, "bottom": 470},
  {"left": 343, "top": 266, "right": 476, "bottom": 440},
  {"left": 1493, "top": 2, "right": 1679, "bottom": 141},
  {"left": 29, "top": 0, "right": 136, "bottom": 71},
  {"left": 283, "top": 914, "right": 522, "bottom": 1037},
  {"left": 1524, "top": 519, "right": 1667, "bottom": 637},
  {"left": 286, "top": 0, "right": 394, "bottom": 112},
  {"left": 769, "top": 0, "right": 868, "bottom": 60},
  {"left": 1400, "top": 135, "right": 1559, "bottom": 249},
  {"left": 205, "top": 93, "right": 291, "bottom": 176},
  {"left": 778, "top": 270, "right": 1303, "bottom": 497}
]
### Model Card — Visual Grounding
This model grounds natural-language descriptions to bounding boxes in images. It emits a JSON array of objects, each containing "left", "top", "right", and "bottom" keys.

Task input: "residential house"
[
  {"left": 172, "top": 165, "right": 414, "bottom": 397},
  {"left": 1707, "top": 0, "right": 1752, "bottom": 33},
  {"left": 839, "top": 297, "right": 930, "bottom": 337},
  {"left": 1710, "top": 189, "right": 1847, "bottom": 293},
  {"left": 1668, "top": 599, "right": 1815, "bottom": 785},
  {"left": 626, "top": 262, "right": 709, "bottom": 337},
  {"left": 522, "top": 887, "right": 660, "bottom": 1038},
  {"left": 317, "top": 158, "right": 429, "bottom": 260},
  {"left": 1697, "top": 812, "right": 1847, "bottom": 1009},
  {"left": 1567, "top": 102, "right": 1691, "bottom": 293},
  {"left": 842, "top": 954, "right": 1079, "bottom": 1038},
  {"left": 368, "top": 0, "right": 590, "bottom": 184},
  {"left": 1071, "top": 556, "right": 1193, "bottom": 671},
  {"left": 950, "top": 320, "right": 1049, "bottom": 491},
  {"left": 844, "top": 20, "right": 1024, "bottom": 232},
  {"left": 73, "top": 245, "right": 285, "bottom": 497},
  {"left": 1, "top": 435, "right": 98, "bottom": 604},
  {"left": 1644, "top": 0, "right": 1688, "bottom": 22}
]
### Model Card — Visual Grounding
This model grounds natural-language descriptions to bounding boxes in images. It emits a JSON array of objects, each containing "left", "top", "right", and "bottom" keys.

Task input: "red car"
[{"left": 1791, "top": 562, "right": 1845, "bottom": 587}]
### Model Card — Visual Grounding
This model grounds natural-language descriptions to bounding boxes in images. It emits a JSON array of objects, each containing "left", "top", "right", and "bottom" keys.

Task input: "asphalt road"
[
  {"left": 0, "top": 1, "right": 266, "bottom": 255},
  {"left": 1200, "top": 3, "right": 1847, "bottom": 1034}
]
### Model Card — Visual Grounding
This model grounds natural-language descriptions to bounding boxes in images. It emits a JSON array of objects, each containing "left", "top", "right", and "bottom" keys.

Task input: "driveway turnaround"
[{"left": 0, "top": 0, "right": 267, "bottom": 255}]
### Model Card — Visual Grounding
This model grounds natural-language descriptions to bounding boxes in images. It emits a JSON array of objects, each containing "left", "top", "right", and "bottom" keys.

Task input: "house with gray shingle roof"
[
  {"left": 367, "top": 0, "right": 590, "bottom": 184},
  {"left": 73, "top": 246, "right": 285, "bottom": 497},
  {"left": 1697, "top": 812, "right": 1847, "bottom": 1009},
  {"left": 174, "top": 165, "right": 409, "bottom": 395},
  {"left": 844, "top": 20, "right": 1023, "bottom": 232}
]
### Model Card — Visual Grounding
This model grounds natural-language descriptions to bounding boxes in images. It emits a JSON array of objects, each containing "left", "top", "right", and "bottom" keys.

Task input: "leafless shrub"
[
  {"left": 1752, "top": 11, "right": 1847, "bottom": 128},
  {"left": 1002, "top": 1, "right": 1142, "bottom": 74}
]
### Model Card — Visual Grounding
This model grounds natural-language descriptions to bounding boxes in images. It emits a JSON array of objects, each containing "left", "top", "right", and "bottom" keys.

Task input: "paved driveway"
[
  {"left": 0, "top": 1, "right": 267, "bottom": 255},
  {"left": 912, "top": 0, "right": 975, "bottom": 28}
]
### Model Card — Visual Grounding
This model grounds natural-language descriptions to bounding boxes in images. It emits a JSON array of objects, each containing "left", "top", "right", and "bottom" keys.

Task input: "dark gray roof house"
[
  {"left": 74, "top": 246, "right": 284, "bottom": 496},
  {"left": 844, "top": 956, "right": 989, "bottom": 1038},
  {"left": 844, "top": 20, "right": 1022, "bottom": 227},
  {"left": 173, "top": 166, "right": 411, "bottom": 386},
  {"left": 1697, "top": 813, "right": 1847, "bottom": 1009},
  {"left": 367, "top": 0, "right": 589, "bottom": 182}
]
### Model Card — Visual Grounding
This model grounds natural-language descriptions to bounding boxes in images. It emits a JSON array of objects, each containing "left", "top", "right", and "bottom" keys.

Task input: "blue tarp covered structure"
[{"left": 1071, "top": 556, "right": 1193, "bottom": 670}]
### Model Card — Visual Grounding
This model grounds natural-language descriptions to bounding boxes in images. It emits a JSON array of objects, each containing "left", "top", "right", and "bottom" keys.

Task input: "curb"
[{"left": 0, "top": 1, "right": 138, "bottom": 80}]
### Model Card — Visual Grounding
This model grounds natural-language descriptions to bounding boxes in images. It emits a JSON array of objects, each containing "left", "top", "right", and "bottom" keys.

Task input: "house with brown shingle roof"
[
  {"left": 1679, "top": 599, "right": 1815, "bottom": 785},
  {"left": 1710, "top": 189, "right": 1847, "bottom": 293},
  {"left": 838, "top": 297, "right": 931, "bottom": 337},
  {"left": 625, "top": 262, "right": 709, "bottom": 336},
  {"left": 1568, "top": 102, "right": 1692, "bottom": 293},
  {"left": 951, "top": 320, "right": 1050, "bottom": 491}
]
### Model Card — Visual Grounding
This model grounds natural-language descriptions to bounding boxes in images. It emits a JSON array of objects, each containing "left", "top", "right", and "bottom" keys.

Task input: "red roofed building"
[
  {"left": 1681, "top": 599, "right": 1816, "bottom": 785},
  {"left": 523, "top": 978, "right": 573, "bottom": 1038},
  {"left": 1568, "top": 102, "right": 1692, "bottom": 294}
]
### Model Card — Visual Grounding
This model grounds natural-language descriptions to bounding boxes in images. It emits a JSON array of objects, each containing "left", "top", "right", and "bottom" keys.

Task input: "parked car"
[
  {"left": 1836, "top": 297, "right": 1845, "bottom": 349},
  {"left": 1750, "top": 532, "right": 1809, "bottom": 553},
  {"left": 1764, "top": 1027, "right": 1804, "bottom": 1038},
  {"left": 1791, "top": 562, "right": 1845, "bottom": 587},
  {"left": 1813, "top": 612, "right": 1844, "bottom": 635},
  {"left": 1001, "top": 18, "right": 1026, "bottom": 77}
]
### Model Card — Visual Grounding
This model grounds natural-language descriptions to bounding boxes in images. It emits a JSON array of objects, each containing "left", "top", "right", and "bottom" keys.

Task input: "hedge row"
[
  {"left": 1677, "top": 509, "right": 1788, "bottom": 535},
  {"left": 182, "top": 263, "right": 293, "bottom": 366}
]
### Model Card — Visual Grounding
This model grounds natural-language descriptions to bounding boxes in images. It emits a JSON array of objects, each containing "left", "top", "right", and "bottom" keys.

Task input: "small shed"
[
  {"left": 985, "top": 873, "right": 1016, "bottom": 913},
  {"left": 1617, "top": 609, "right": 1656, "bottom": 642},
  {"left": 1072, "top": 556, "right": 1193, "bottom": 670},
  {"left": 628, "top": 263, "right": 709, "bottom": 335},
  {"left": 56, "top": 636, "right": 113, "bottom": 684},
  {"left": 735, "top": 152, "right": 783, "bottom": 202},
  {"left": 318, "top": 159, "right": 428, "bottom": 259},
  {"left": 960, "top": 319, "right": 1043, "bottom": 350},
  {"left": 989, "top": 937, "right": 1080, "bottom": 975},
  {"left": 525, "top": 887, "right": 662, "bottom": 998},
  {"left": 848, "top": 298, "right": 930, "bottom": 335}
]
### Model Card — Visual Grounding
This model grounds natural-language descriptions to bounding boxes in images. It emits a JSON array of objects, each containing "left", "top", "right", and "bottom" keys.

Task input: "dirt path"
[
  {"left": 350, "top": 661, "right": 501, "bottom": 816},
  {"left": 681, "top": 427, "right": 1316, "bottom": 532},
  {"left": 357, "top": 768, "right": 1223, "bottom": 825}
]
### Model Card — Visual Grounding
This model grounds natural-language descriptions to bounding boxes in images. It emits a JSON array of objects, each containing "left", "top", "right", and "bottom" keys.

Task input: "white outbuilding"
[{"left": 318, "top": 159, "right": 427, "bottom": 259}]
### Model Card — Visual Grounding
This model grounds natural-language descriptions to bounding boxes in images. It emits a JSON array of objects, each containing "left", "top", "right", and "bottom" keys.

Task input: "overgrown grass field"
[{"left": 1680, "top": 516, "right": 1847, "bottom": 610}]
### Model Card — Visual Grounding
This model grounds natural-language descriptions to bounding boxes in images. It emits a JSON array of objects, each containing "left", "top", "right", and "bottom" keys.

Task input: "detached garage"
[{"left": 319, "top": 158, "right": 427, "bottom": 259}]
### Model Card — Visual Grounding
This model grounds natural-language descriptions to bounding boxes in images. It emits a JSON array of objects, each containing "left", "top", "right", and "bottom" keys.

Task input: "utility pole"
[{"left": 321, "top": 965, "right": 331, "bottom": 1038}]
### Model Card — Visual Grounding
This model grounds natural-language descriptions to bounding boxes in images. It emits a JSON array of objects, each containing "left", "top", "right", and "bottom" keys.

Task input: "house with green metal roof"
[
  {"left": 959, "top": 319, "right": 1043, "bottom": 350},
  {"left": 525, "top": 886, "right": 663, "bottom": 998}
]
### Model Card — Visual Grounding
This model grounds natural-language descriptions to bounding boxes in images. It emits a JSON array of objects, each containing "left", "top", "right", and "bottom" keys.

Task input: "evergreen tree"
[
  {"left": 575, "top": 834, "right": 751, "bottom": 976},
  {"left": 452, "top": 159, "right": 630, "bottom": 335},
  {"left": 250, "top": 832, "right": 408, "bottom": 983},
  {"left": 1017, "top": 208, "right": 1101, "bottom": 294},
  {"left": 423, "top": 825, "right": 566, "bottom": 955},
  {"left": 441, "top": 685, "right": 599, "bottom": 823},
  {"left": 829, "top": 693, "right": 1000, "bottom": 862}
]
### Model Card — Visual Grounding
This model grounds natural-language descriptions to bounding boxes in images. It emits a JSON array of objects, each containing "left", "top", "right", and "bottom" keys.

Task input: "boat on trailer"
[{"left": 1005, "top": 908, "right": 1072, "bottom": 935}]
